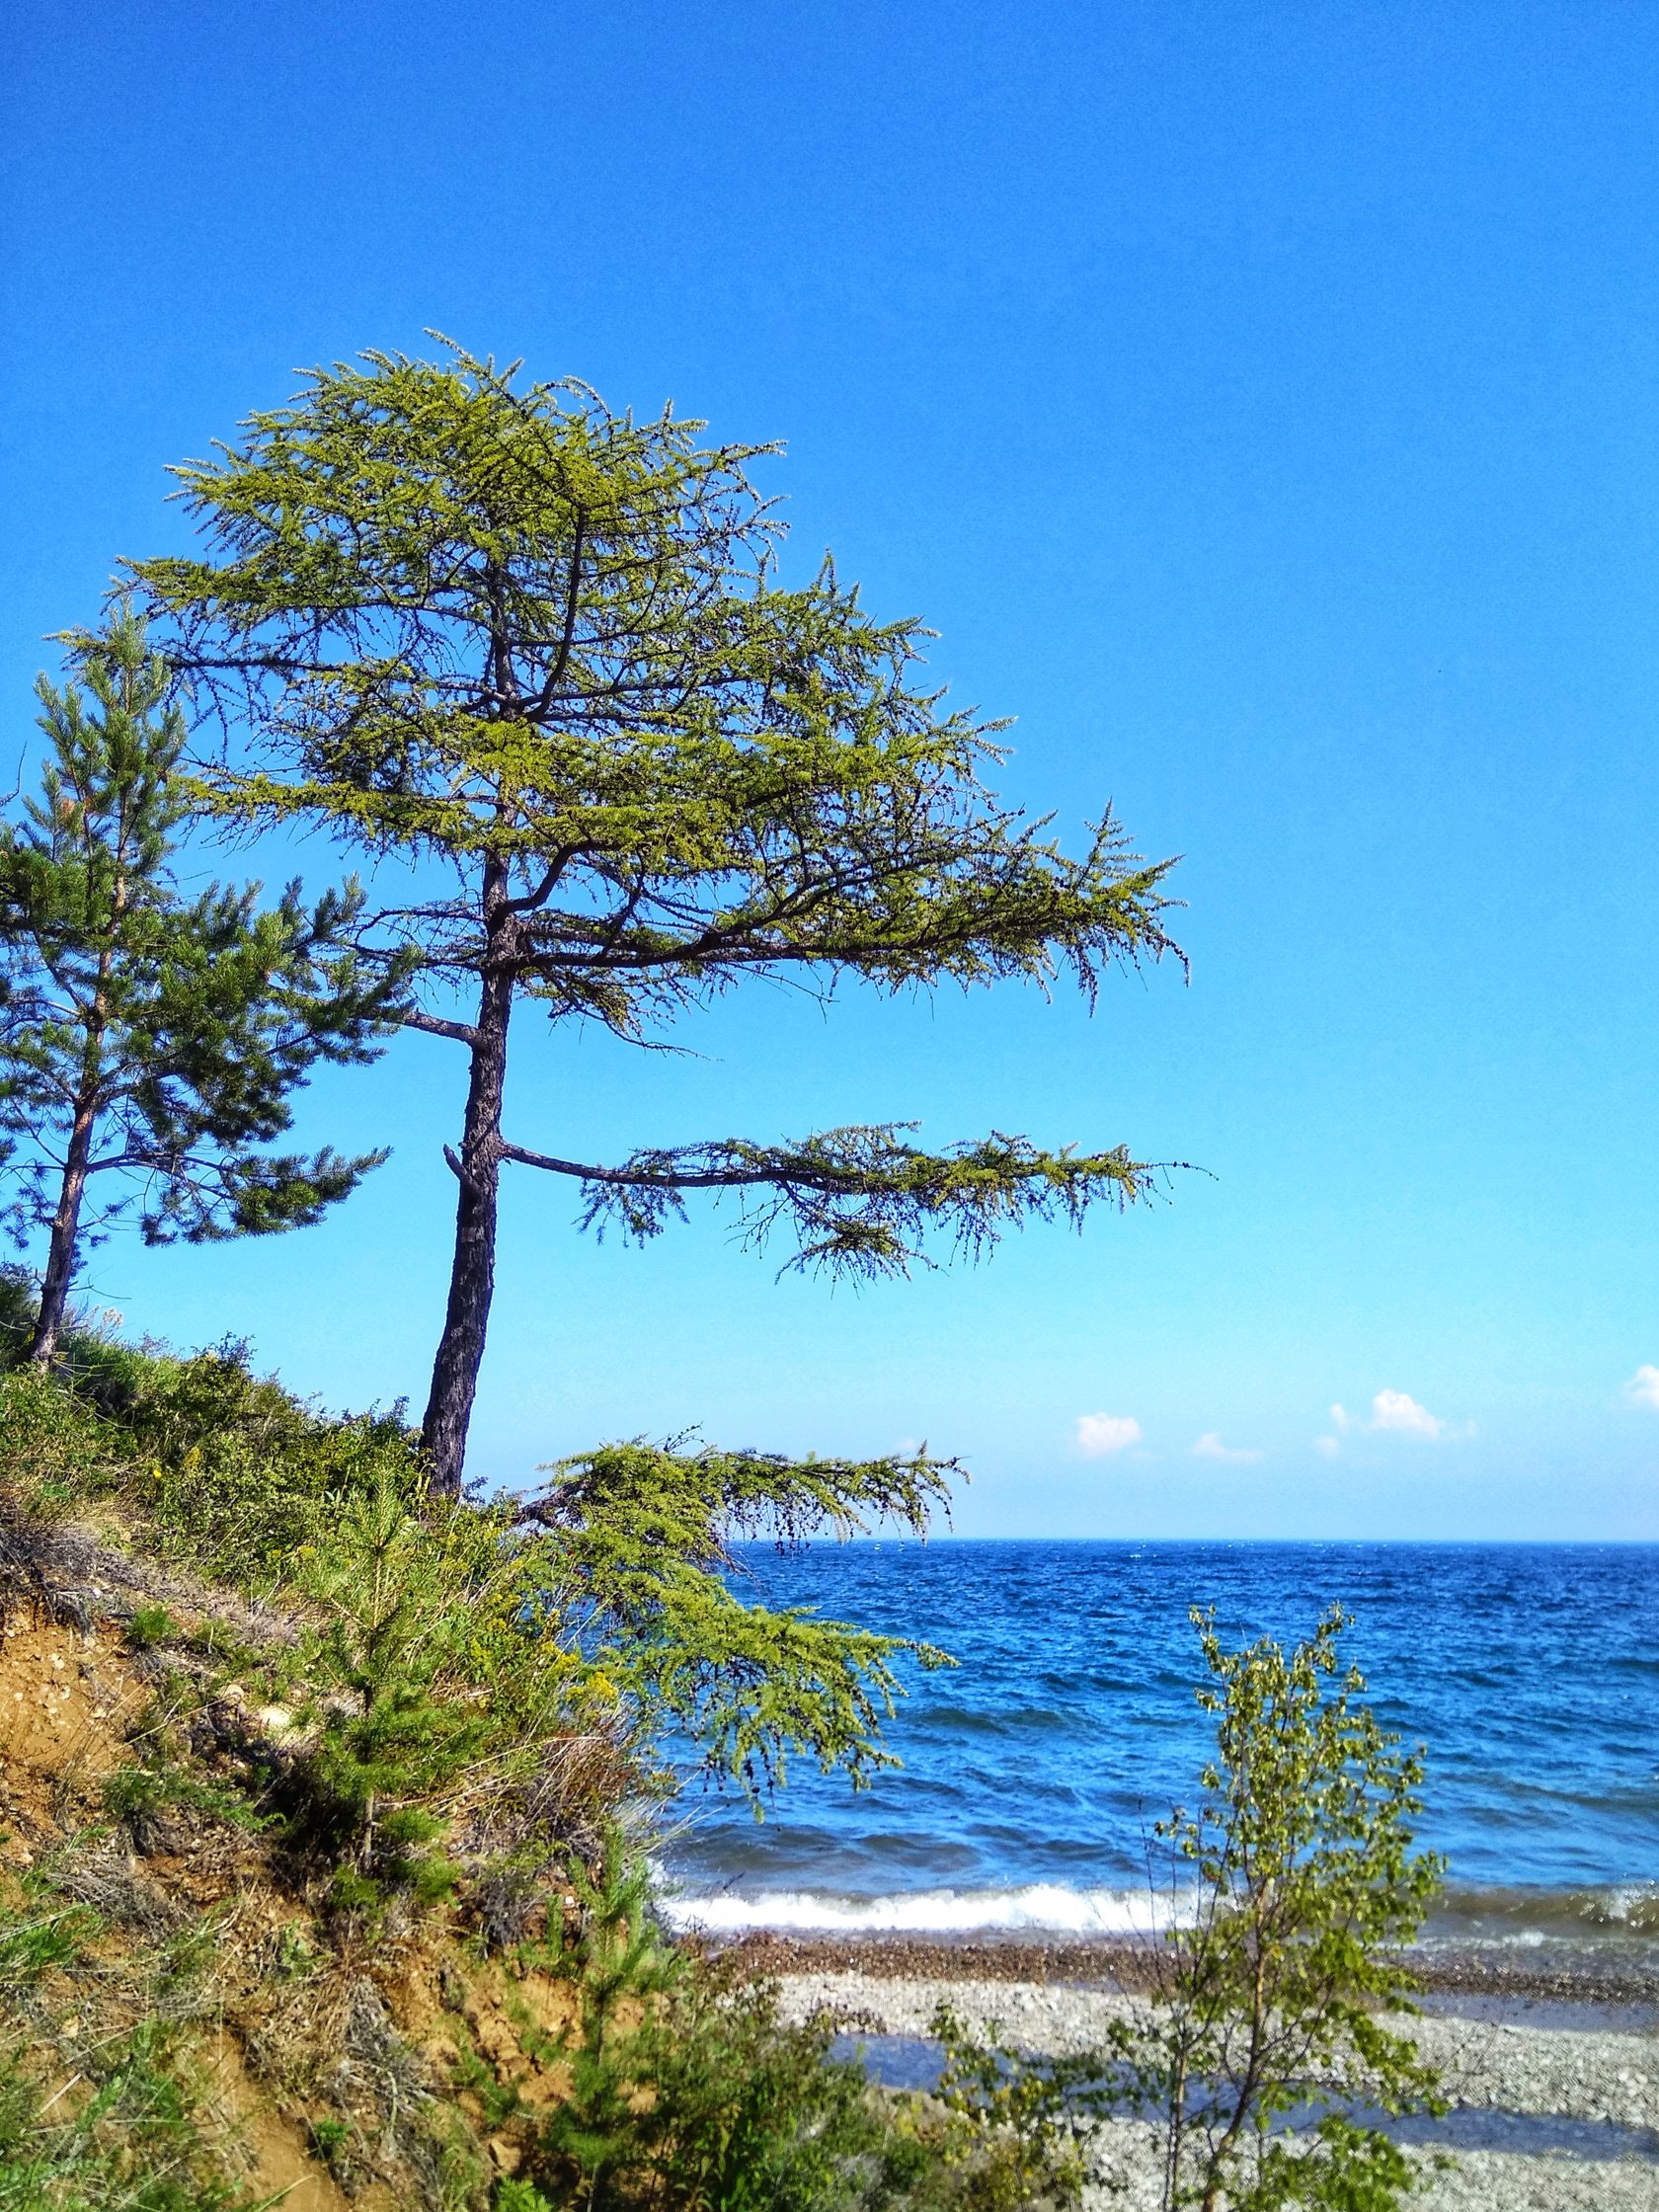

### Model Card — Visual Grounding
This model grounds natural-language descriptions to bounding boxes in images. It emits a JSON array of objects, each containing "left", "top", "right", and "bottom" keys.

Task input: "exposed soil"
[
  {"left": 0, "top": 1611, "right": 137, "bottom": 1794},
  {"left": 0, "top": 1507, "right": 595, "bottom": 2209}
]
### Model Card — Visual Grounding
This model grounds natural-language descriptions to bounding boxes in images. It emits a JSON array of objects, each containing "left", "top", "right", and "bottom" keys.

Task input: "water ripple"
[{"left": 670, "top": 1540, "right": 1659, "bottom": 1938}]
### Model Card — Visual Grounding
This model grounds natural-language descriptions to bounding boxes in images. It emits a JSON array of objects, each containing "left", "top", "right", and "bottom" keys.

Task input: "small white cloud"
[
  {"left": 1192, "top": 1431, "right": 1263, "bottom": 1463},
  {"left": 1313, "top": 1435, "right": 1341, "bottom": 1459},
  {"left": 1624, "top": 1366, "right": 1659, "bottom": 1411},
  {"left": 1369, "top": 1388, "right": 1444, "bottom": 1439},
  {"left": 1329, "top": 1389, "right": 1450, "bottom": 1443},
  {"left": 1076, "top": 1412, "right": 1143, "bottom": 1459}
]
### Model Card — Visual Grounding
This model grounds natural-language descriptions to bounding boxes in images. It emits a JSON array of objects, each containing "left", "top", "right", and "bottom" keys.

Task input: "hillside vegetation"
[{"left": 0, "top": 1284, "right": 1072, "bottom": 2212}]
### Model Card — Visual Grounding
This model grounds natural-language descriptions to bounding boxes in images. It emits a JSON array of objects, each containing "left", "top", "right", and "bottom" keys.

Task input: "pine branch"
[
  {"left": 501, "top": 1122, "right": 1171, "bottom": 1279},
  {"left": 525, "top": 1437, "right": 957, "bottom": 1795}
]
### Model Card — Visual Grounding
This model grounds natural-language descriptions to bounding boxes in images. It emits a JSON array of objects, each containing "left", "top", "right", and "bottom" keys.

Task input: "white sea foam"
[
  {"left": 660, "top": 1882, "right": 1173, "bottom": 1936},
  {"left": 1426, "top": 1882, "right": 1659, "bottom": 1941},
  {"left": 1588, "top": 1884, "right": 1659, "bottom": 1931},
  {"left": 663, "top": 1878, "right": 1659, "bottom": 1945}
]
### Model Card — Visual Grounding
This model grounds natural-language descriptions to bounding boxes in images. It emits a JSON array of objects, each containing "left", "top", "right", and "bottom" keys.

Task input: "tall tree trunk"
[
  {"left": 33, "top": 834, "right": 124, "bottom": 1367},
  {"left": 422, "top": 871, "right": 516, "bottom": 1494},
  {"left": 29, "top": 1099, "right": 98, "bottom": 1365}
]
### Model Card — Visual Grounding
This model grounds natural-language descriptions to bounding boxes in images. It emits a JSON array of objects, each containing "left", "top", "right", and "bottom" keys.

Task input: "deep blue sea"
[{"left": 662, "top": 1541, "right": 1659, "bottom": 1950}]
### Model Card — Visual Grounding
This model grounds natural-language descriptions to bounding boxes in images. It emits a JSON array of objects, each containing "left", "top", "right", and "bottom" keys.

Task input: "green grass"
[
  {"left": 0, "top": 1280, "right": 1089, "bottom": 2211},
  {"left": 0, "top": 1870, "right": 257, "bottom": 2212}
]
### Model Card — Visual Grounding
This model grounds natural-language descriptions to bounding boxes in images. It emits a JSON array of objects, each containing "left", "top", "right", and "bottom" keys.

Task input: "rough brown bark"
[
  {"left": 421, "top": 861, "right": 516, "bottom": 1493},
  {"left": 31, "top": 816, "right": 129, "bottom": 1365},
  {"left": 28, "top": 1098, "right": 98, "bottom": 1365}
]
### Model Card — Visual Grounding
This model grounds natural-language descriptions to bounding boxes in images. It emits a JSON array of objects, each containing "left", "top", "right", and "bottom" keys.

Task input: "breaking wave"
[
  {"left": 662, "top": 1883, "right": 1170, "bottom": 1936},
  {"left": 667, "top": 1541, "right": 1659, "bottom": 1945},
  {"left": 662, "top": 1880, "right": 1659, "bottom": 1945},
  {"left": 1426, "top": 1883, "right": 1659, "bottom": 1944}
]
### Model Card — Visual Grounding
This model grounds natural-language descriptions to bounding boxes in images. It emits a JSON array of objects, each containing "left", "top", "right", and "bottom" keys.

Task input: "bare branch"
[{"left": 399, "top": 1008, "right": 479, "bottom": 1046}]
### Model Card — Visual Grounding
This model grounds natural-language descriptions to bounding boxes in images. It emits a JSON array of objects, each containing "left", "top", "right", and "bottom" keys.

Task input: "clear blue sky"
[{"left": 4, "top": 2, "right": 1658, "bottom": 1538}]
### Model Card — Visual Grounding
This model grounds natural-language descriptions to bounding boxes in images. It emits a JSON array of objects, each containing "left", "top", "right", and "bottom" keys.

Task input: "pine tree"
[
  {"left": 0, "top": 604, "right": 400, "bottom": 1362},
  {"left": 132, "top": 345, "right": 1183, "bottom": 1491}
]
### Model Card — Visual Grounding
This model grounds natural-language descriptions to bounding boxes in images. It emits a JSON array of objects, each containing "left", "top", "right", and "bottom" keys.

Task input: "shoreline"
[
  {"left": 754, "top": 1961, "right": 1659, "bottom": 2212},
  {"left": 721, "top": 1931, "right": 1659, "bottom": 2019}
]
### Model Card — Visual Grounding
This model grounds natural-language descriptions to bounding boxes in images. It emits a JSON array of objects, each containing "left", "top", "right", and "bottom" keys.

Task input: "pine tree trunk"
[
  {"left": 32, "top": 850, "right": 123, "bottom": 1367},
  {"left": 422, "top": 875, "right": 516, "bottom": 1494},
  {"left": 29, "top": 1103, "right": 98, "bottom": 1365}
]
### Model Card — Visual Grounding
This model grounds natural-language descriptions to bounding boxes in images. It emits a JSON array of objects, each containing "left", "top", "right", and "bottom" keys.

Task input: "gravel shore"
[
  {"left": 767, "top": 1968, "right": 1659, "bottom": 2210},
  {"left": 733, "top": 1933, "right": 1659, "bottom": 2014}
]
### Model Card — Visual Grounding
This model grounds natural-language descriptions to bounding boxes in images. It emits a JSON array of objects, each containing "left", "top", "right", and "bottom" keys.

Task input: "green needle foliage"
[
  {"left": 0, "top": 604, "right": 400, "bottom": 1363},
  {"left": 129, "top": 341, "right": 1182, "bottom": 1490},
  {"left": 0, "top": 1319, "right": 958, "bottom": 1908},
  {"left": 1118, "top": 1607, "right": 1446, "bottom": 2212},
  {"left": 529, "top": 1841, "right": 1084, "bottom": 2212},
  {"left": 532, "top": 1438, "right": 957, "bottom": 1796},
  {"left": 568, "top": 1123, "right": 1150, "bottom": 1278}
]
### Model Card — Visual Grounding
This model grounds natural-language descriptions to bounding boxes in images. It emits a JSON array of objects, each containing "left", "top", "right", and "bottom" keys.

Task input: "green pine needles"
[
  {"left": 532, "top": 1439, "right": 957, "bottom": 1796},
  {"left": 0, "top": 602, "right": 401, "bottom": 1362},
  {"left": 129, "top": 340, "right": 1183, "bottom": 1488}
]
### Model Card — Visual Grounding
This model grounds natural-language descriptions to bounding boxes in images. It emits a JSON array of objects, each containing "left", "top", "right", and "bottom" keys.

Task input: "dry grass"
[{"left": 0, "top": 1492, "right": 606, "bottom": 2210}]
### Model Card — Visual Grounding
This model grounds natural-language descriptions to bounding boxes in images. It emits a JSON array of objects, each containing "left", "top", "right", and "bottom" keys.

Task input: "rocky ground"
[{"left": 768, "top": 1964, "right": 1659, "bottom": 2210}]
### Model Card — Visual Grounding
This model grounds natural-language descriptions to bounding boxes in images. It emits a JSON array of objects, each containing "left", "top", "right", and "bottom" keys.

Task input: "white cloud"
[
  {"left": 1624, "top": 1366, "right": 1659, "bottom": 1411},
  {"left": 1369, "top": 1388, "right": 1444, "bottom": 1439},
  {"left": 1192, "top": 1431, "right": 1263, "bottom": 1462},
  {"left": 1327, "top": 1389, "right": 1448, "bottom": 1444},
  {"left": 1313, "top": 1435, "right": 1341, "bottom": 1459},
  {"left": 1076, "top": 1412, "right": 1143, "bottom": 1459}
]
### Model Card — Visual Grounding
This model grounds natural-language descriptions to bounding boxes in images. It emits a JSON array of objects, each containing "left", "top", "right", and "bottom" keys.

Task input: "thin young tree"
[
  {"left": 132, "top": 344, "right": 1183, "bottom": 1492},
  {"left": 0, "top": 604, "right": 399, "bottom": 1363},
  {"left": 1121, "top": 1609, "right": 1446, "bottom": 2211}
]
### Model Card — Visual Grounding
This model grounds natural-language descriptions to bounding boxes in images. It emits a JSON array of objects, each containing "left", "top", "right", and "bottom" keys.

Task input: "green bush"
[
  {"left": 103, "top": 1752, "right": 270, "bottom": 1850},
  {"left": 265, "top": 1467, "right": 622, "bottom": 1906},
  {"left": 0, "top": 1319, "right": 1094, "bottom": 2207},
  {"left": 4, "top": 1322, "right": 962, "bottom": 1913},
  {"left": 0, "top": 1363, "right": 127, "bottom": 1520},
  {"left": 923, "top": 2006, "right": 1100, "bottom": 2211},
  {"left": 520, "top": 1840, "right": 1084, "bottom": 2212},
  {"left": 126, "top": 1604, "right": 177, "bottom": 1649},
  {"left": 110, "top": 1343, "right": 426, "bottom": 1580},
  {"left": 0, "top": 1324, "right": 420, "bottom": 1570},
  {"left": 494, "top": 2183, "right": 557, "bottom": 2212},
  {"left": 0, "top": 1269, "right": 36, "bottom": 1362}
]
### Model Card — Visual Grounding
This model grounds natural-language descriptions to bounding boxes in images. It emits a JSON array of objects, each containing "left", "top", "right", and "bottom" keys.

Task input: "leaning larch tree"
[{"left": 132, "top": 344, "right": 1180, "bottom": 1494}]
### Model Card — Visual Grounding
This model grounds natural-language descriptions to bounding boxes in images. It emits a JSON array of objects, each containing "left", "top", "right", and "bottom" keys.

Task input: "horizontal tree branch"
[
  {"left": 500, "top": 1123, "right": 1178, "bottom": 1282},
  {"left": 399, "top": 1007, "right": 480, "bottom": 1046}
]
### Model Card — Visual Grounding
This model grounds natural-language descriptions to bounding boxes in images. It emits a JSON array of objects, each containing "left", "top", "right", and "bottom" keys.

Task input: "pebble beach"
[{"left": 752, "top": 1946, "right": 1659, "bottom": 2210}]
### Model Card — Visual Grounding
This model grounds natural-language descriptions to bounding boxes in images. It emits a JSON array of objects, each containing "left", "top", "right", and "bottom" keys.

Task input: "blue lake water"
[{"left": 662, "top": 1540, "right": 1659, "bottom": 1946}]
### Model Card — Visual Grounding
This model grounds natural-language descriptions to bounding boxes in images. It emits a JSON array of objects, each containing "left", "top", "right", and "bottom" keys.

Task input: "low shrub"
[
  {"left": 518, "top": 1840, "right": 1087, "bottom": 2212},
  {"left": 0, "top": 1307, "right": 1095, "bottom": 2209}
]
